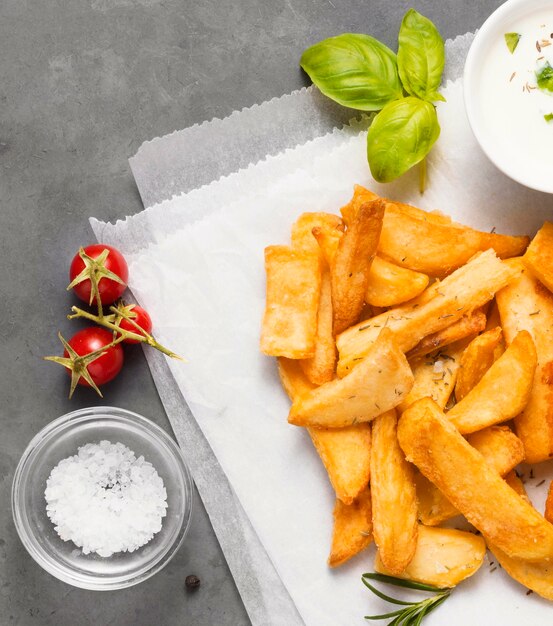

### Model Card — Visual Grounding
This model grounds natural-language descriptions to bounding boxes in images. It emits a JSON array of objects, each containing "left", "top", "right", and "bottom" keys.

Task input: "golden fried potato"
[
  {"left": 337, "top": 250, "right": 520, "bottom": 377},
  {"left": 328, "top": 489, "right": 373, "bottom": 567},
  {"left": 398, "top": 398, "right": 553, "bottom": 561},
  {"left": 375, "top": 525, "right": 486, "bottom": 588},
  {"left": 379, "top": 201, "right": 529, "bottom": 278},
  {"left": 291, "top": 212, "right": 344, "bottom": 260},
  {"left": 278, "top": 357, "right": 371, "bottom": 504},
  {"left": 312, "top": 225, "right": 343, "bottom": 267},
  {"left": 289, "top": 329, "right": 414, "bottom": 429},
  {"left": 523, "top": 221, "right": 553, "bottom": 294},
  {"left": 504, "top": 471, "right": 532, "bottom": 505},
  {"left": 300, "top": 272, "right": 336, "bottom": 385},
  {"left": 260, "top": 246, "right": 321, "bottom": 358},
  {"left": 446, "top": 330, "right": 536, "bottom": 434},
  {"left": 496, "top": 258, "right": 553, "bottom": 463},
  {"left": 371, "top": 410, "right": 418, "bottom": 574},
  {"left": 546, "top": 482, "right": 553, "bottom": 524},
  {"left": 331, "top": 199, "right": 385, "bottom": 335},
  {"left": 455, "top": 327, "right": 503, "bottom": 401},
  {"left": 407, "top": 309, "right": 486, "bottom": 360},
  {"left": 365, "top": 257, "right": 429, "bottom": 308},
  {"left": 417, "top": 425, "right": 525, "bottom": 526},
  {"left": 487, "top": 542, "right": 553, "bottom": 601}
]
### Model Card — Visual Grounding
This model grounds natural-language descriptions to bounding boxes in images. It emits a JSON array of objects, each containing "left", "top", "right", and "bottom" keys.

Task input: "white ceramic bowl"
[
  {"left": 12, "top": 407, "right": 193, "bottom": 590},
  {"left": 464, "top": 0, "right": 553, "bottom": 194}
]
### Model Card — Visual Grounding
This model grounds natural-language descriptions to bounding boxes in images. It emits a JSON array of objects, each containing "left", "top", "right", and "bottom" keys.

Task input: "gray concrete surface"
[{"left": 0, "top": 1, "right": 503, "bottom": 624}]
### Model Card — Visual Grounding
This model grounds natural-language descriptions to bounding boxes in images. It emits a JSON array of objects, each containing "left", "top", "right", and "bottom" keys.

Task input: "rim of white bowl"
[
  {"left": 11, "top": 406, "right": 194, "bottom": 590},
  {"left": 464, "top": 0, "right": 553, "bottom": 194}
]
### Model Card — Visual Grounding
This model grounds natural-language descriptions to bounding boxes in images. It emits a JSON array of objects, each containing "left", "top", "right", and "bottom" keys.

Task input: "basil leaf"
[
  {"left": 397, "top": 9, "right": 445, "bottom": 103},
  {"left": 545, "top": 113, "right": 553, "bottom": 122},
  {"left": 300, "top": 34, "right": 403, "bottom": 111},
  {"left": 367, "top": 97, "right": 440, "bottom": 183},
  {"left": 504, "top": 32, "right": 521, "bottom": 54},
  {"left": 537, "top": 63, "right": 553, "bottom": 93}
]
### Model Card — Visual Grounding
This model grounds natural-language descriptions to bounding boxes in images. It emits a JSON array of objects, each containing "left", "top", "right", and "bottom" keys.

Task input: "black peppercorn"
[{"left": 185, "top": 574, "right": 201, "bottom": 590}]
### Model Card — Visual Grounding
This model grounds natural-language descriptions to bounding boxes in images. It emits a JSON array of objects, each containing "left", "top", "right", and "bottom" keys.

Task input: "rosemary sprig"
[{"left": 362, "top": 573, "right": 451, "bottom": 625}]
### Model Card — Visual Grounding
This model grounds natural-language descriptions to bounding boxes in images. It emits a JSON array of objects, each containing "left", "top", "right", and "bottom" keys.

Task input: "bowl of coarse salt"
[{"left": 12, "top": 406, "right": 193, "bottom": 590}]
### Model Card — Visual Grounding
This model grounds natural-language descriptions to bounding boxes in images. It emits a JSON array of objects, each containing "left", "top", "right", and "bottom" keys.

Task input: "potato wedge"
[
  {"left": 328, "top": 490, "right": 373, "bottom": 567},
  {"left": 331, "top": 199, "right": 385, "bottom": 335},
  {"left": 504, "top": 471, "right": 532, "bottom": 505},
  {"left": 407, "top": 309, "right": 486, "bottom": 360},
  {"left": 446, "top": 331, "right": 536, "bottom": 434},
  {"left": 455, "top": 327, "right": 503, "bottom": 401},
  {"left": 379, "top": 201, "right": 529, "bottom": 277},
  {"left": 371, "top": 410, "right": 418, "bottom": 574},
  {"left": 278, "top": 358, "right": 371, "bottom": 504},
  {"left": 546, "top": 482, "right": 553, "bottom": 524},
  {"left": 260, "top": 246, "right": 321, "bottom": 358},
  {"left": 487, "top": 542, "right": 553, "bottom": 601},
  {"left": 523, "top": 221, "right": 553, "bottom": 294},
  {"left": 417, "top": 425, "right": 525, "bottom": 525},
  {"left": 300, "top": 272, "right": 336, "bottom": 385},
  {"left": 365, "top": 257, "right": 429, "bottom": 308},
  {"left": 289, "top": 329, "right": 414, "bottom": 429},
  {"left": 398, "top": 398, "right": 553, "bottom": 561},
  {"left": 291, "top": 212, "right": 344, "bottom": 260},
  {"left": 496, "top": 258, "right": 553, "bottom": 463},
  {"left": 337, "top": 250, "right": 521, "bottom": 377},
  {"left": 375, "top": 525, "right": 486, "bottom": 588}
]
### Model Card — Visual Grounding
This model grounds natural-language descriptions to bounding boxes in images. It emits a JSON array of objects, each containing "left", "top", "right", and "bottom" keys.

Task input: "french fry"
[
  {"left": 278, "top": 358, "right": 371, "bottom": 504},
  {"left": 398, "top": 339, "right": 468, "bottom": 414},
  {"left": 407, "top": 309, "right": 486, "bottom": 360},
  {"left": 379, "top": 202, "right": 529, "bottom": 278},
  {"left": 260, "top": 246, "right": 321, "bottom": 358},
  {"left": 523, "top": 221, "right": 553, "bottom": 294},
  {"left": 417, "top": 425, "right": 525, "bottom": 525},
  {"left": 487, "top": 542, "right": 553, "bottom": 601},
  {"left": 504, "top": 471, "right": 532, "bottom": 505},
  {"left": 291, "top": 212, "right": 344, "bottom": 260},
  {"left": 312, "top": 224, "right": 343, "bottom": 267},
  {"left": 288, "top": 329, "right": 414, "bottom": 429},
  {"left": 370, "top": 410, "right": 418, "bottom": 574},
  {"left": 546, "top": 482, "right": 553, "bottom": 524},
  {"left": 446, "top": 331, "right": 536, "bottom": 434},
  {"left": 337, "top": 250, "right": 521, "bottom": 377},
  {"left": 496, "top": 258, "right": 553, "bottom": 463},
  {"left": 365, "top": 257, "right": 429, "bottom": 308},
  {"left": 375, "top": 525, "right": 486, "bottom": 588},
  {"left": 331, "top": 199, "right": 385, "bottom": 335},
  {"left": 398, "top": 398, "right": 553, "bottom": 561},
  {"left": 455, "top": 327, "right": 503, "bottom": 401},
  {"left": 299, "top": 272, "right": 336, "bottom": 385},
  {"left": 328, "top": 489, "right": 372, "bottom": 567}
]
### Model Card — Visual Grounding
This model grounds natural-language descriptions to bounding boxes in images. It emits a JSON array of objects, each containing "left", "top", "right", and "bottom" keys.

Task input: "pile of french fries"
[{"left": 260, "top": 185, "right": 553, "bottom": 598}]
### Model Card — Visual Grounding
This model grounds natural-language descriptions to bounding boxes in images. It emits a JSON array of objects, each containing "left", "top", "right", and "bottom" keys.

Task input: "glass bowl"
[{"left": 12, "top": 406, "right": 193, "bottom": 590}]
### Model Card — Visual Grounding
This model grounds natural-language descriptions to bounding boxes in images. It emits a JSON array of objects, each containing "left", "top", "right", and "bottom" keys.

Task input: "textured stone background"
[{"left": 0, "top": 1, "right": 502, "bottom": 624}]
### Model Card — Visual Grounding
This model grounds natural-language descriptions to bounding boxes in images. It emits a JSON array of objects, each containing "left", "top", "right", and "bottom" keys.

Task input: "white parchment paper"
[{"left": 91, "top": 31, "right": 553, "bottom": 626}]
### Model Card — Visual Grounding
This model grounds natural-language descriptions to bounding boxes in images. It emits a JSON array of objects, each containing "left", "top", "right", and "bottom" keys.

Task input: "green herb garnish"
[
  {"left": 504, "top": 32, "right": 521, "bottom": 54},
  {"left": 362, "top": 573, "right": 451, "bottom": 625},
  {"left": 537, "top": 63, "right": 553, "bottom": 93},
  {"left": 545, "top": 113, "right": 553, "bottom": 122},
  {"left": 300, "top": 9, "right": 444, "bottom": 188}
]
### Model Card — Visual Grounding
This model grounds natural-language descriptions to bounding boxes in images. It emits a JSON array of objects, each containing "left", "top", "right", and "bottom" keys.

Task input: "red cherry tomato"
[
  {"left": 69, "top": 244, "right": 129, "bottom": 305},
  {"left": 118, "top": 306, "right": 153, "bottom": 344},
  {"left": 65, "top": 327, "right": 124, "bottom": 387}
]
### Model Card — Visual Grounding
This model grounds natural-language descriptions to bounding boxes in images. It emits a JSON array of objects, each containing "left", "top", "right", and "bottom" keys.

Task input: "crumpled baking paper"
[{"left": 91, "top": 31, "right": 553, "bottom": 626}]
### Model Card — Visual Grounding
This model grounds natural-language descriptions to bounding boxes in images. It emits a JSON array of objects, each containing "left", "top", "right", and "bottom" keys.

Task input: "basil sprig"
[
  {"left": 300, "top": 10, "right": 445, "bottom": 186},
  {"left": 398, "top": 9, "right": 445, "bottom": 103},
  {"left": 300, "top": 34, "right": 403, "bottom": 111}
]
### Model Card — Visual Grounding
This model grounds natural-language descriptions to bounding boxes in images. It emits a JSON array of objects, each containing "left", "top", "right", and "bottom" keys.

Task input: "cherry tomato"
[
  {"left": 69, "top": 244, "right": 129, "bottom": 305},
  {"left": 65, "top": 327, "right": 124, "bottom": 387},
  {"left": 118, "top": 306, "right": 153, "bottom": 344}
]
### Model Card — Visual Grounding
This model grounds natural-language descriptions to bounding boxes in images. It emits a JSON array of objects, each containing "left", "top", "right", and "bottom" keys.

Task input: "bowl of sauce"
[{"left": 464, "top": 0, "right": 553, "bottom": 193}]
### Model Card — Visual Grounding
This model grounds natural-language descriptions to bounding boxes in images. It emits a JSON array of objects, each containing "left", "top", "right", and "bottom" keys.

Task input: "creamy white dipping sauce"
[{"left": 475, "top": 11, "right": 553, "bottom": 186}]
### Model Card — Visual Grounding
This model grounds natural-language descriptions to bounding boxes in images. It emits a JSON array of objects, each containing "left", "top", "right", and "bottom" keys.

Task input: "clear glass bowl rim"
[{"left": 11, "top": 405, "right": 194, "bottom": 591}]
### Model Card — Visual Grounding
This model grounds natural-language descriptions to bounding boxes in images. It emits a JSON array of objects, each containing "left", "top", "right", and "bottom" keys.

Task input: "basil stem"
[
  {"left": 300, "top": 34, "right": 403, "bottom": 111},
  {"left": 367, "top": 97, "right": 440, "bottom": 183},
  {"left": 397, "top": 9, "right": 446, "bottom": 103}
]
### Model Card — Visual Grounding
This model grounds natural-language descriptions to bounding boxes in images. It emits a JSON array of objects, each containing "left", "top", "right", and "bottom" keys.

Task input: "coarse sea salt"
[{"left": 45, "top": 440, "right": 168, "bottom": 557}]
